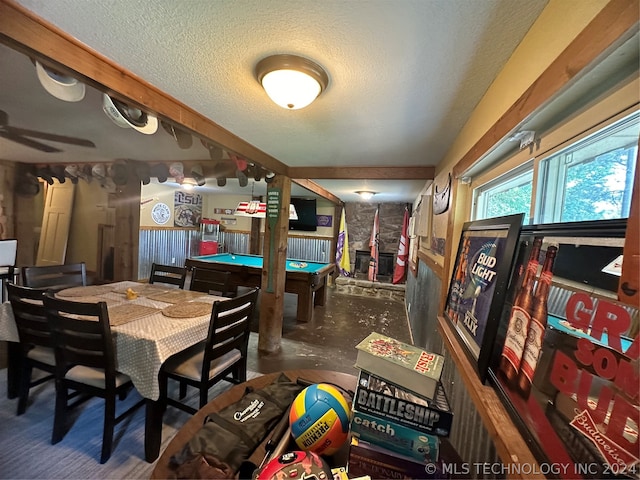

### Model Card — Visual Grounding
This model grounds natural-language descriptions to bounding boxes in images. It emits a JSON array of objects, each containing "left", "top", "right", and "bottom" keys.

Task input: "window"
[
  {"left": 535, "top": 112, "right": 639, "bottom": 223},
  {"left": 473, "top": 161, "right": 533, "bottom": 223},
  {"left": 472, "top": 111, "right": 639, "bottom": 225}
]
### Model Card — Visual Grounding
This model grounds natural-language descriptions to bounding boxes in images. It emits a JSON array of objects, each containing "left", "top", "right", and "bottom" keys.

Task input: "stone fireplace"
[{"left": 354, "top": 249, "right": 394, "bottom": 281}]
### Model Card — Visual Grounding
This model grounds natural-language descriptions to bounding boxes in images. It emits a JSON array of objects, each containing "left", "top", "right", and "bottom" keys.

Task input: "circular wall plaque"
[{"left": 151, "top": 202, "right": 171, "bottom": 225}]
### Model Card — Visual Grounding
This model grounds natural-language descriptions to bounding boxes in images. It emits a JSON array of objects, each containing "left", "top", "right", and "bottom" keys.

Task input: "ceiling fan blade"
[
  {"left": 0, "top": 131, "right": 62, "bottom": 153},
  {"left": 8, "top": 126, "right": 95, "bottom": 148}
]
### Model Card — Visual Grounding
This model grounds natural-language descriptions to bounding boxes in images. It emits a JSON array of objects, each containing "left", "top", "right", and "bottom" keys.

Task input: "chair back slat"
[
  {"left": 44, "top": 294, "right": 116, "bottom": 378},
  {"left": 7, "top": 283, "right": 50, "bottom": 350},
  {"left": 22, "top": 263, "right": 87, "bottom": 290},
  {"left": 149, "top": 263, "right": 187, "bottom": 288},
  {"left": 203, "top": 288, "right": 258, "bottom": 376},
  {"left": 190, "top": 267, "right": 231, "bottom": 297}
]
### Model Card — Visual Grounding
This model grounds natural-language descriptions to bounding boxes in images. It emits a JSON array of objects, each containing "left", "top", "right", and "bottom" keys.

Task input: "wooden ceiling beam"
[
  {"left": 0, "top": 0, "right": 290, "bottom": 179},
  {"left": 288, "top": 166, "right": 435, "bottom": 180},
  {"left": 292, "top": 179, "right": 341, "bottom": 204}
]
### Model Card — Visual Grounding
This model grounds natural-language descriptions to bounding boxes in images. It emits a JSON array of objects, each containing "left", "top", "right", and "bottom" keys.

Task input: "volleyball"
[{"left": 289, "top": 383, "right": 351, "bottom": 456}]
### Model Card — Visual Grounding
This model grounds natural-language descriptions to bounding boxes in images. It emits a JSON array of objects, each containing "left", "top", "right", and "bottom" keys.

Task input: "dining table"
[{"left": 0, "top": 280, "right": 228, "bottom": 462}]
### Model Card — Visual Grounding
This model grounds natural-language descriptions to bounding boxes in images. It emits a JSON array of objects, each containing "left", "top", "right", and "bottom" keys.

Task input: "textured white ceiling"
[{"left": 4, "top": 0, "right": 549, "bottom": 202}]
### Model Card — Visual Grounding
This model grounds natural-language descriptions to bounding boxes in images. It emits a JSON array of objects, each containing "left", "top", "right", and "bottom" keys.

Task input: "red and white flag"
[
  {"left": 393, "top": 206, "right": 409, "bottom": 284},
  {"left": 368, "top": 207, "right": 379, "bottom": 281}
]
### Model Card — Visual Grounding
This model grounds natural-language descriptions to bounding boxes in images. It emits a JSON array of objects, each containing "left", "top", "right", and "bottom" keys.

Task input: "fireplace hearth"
[{"left": 354, "top": 249, "right": 394, "bottom": 281}]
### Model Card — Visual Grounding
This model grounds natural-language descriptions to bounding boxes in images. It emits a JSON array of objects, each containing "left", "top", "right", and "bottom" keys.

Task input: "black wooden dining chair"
[
  {"left": 149, "top": 263, "right": 188, "bottom": 288},
  {"left": 22, "top": 262, "right": 87, "bottom": 291},
  {"left": 6, "top": 283, "right": 55, "bottom": 415},
  {"left": 43, "top": 293, "right": 144, "bottom": 464},
  {"left": 159, "top": 287, "right": 259, "bottom": 415},
  {"left": 189, "top": 266, "right": 232, "bottom": 297}
]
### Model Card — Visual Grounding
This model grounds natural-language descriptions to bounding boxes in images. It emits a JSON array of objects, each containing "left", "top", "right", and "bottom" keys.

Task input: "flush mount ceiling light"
[
  {"left": 355, "top": 191, "right": 376, "bottom": 200},
  {"left": 255, "top": 54, "right": 329, "bottom": 110}
]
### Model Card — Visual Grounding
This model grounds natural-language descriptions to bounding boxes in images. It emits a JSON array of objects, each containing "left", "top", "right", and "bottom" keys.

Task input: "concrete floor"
[{"left": 246, "top": 286, "right": 412, "bottom": 375}]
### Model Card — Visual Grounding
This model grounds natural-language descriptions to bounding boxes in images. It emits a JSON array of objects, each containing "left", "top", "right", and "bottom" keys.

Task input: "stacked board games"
[
  {"left": 348, "top": 332, "right": 453, "bottom": 477},
  {"left": 354, "top": 332, "right": 444, "bottom": 399}
]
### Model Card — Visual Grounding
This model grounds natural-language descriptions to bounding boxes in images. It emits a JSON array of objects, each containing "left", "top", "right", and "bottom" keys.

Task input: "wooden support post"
[
  {"left": 258, "top": 175, "right": 291, "bottom": 354},
  {"left": 110, "top": 167, "right": 141, "bottom": 281}
]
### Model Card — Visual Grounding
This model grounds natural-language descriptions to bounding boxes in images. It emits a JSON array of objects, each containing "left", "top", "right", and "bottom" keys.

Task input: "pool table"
[{"left": 185, "top": 253, "right": 335, "bottom": 322}]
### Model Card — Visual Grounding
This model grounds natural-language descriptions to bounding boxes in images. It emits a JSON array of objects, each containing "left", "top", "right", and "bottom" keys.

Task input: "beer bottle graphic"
[
  {"left": 498, "top": 237, "right": 542, "bottom": 386},
  {"left": 517, "top": 244, "right": 558, "bottom": 398}
]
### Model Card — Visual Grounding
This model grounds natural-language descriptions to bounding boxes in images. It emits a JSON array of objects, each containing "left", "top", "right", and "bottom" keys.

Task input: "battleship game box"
[{"left": 354, "top": 370, "right": 453, "bottom": 437}]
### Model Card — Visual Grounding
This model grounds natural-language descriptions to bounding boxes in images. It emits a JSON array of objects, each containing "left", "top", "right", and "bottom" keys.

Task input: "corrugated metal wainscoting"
[
  {"left": 138, "top": 230, "right": 331, "bottom": 280},
  {"left": 406, "top": 260, "right": 503, "bottom": 479},
  {"left": 138, "top": 229, "right": 201, "bottom": 280},
  {"left": 287, "top": 236, "right": 331, "bottom": 263}
]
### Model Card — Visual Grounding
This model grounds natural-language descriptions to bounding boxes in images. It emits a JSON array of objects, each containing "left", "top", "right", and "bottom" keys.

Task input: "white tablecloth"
[{"left": 0, "top": 281, "right": 225, "bottom": 401}]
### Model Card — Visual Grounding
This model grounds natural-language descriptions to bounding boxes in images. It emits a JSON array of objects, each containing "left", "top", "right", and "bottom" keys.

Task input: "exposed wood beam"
[
  {"left": 293, "top": 179, "right": 342, "bottom": 204},
  {"left": 453, "top": 0, "right": 639, "bottom": 178},
  {"left": 0, "top": 0, "right": 290, "bottom": 179},
  {"left": 289, "top": 166, "right": 435, "bottom": 180}
]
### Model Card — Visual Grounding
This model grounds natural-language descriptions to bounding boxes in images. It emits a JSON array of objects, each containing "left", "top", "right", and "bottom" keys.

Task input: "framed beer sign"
[
  {"left": 489, "top": 220, "right": 639, "bottom": 477},
  {"left": 443, "top": 213, "right": 523, "bottom": 382}
]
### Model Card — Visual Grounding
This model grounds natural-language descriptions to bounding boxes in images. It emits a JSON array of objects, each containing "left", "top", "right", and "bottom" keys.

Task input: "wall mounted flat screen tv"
[{"left": 289, "top": 198, "right": 317, "bottom": 231}]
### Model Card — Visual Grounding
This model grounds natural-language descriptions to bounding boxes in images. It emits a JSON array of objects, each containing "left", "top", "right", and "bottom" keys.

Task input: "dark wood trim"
[
  {"left": 290, "top": 166, "right": 435, "bottom": 180},
  {"left": 292, "top": 178, "right": 342, "bottom": 204},
  {"left": 437, "top": 315, "right": 545, "bottom": 479},
  {"left": 453, "top": 0, "right": 639, "bottom": 178},
  {"left": 0, "top": 0, "right": 290, "bottom": 179}
]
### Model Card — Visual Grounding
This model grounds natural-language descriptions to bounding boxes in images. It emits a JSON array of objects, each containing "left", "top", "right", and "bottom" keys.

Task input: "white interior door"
[{"left": 36, "top": 180, "right": 75, "bottom": 266}]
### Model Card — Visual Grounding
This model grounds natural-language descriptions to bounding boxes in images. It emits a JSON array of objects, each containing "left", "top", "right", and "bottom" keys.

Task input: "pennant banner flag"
[
  {"left": 393, "top": 206, "right": 410, "bottom": 284},
  {"left": 368, "top": 207, "right": 379, "bottom": 281},
  {"left": 336, "top": 209, "right": 351, "bottom": 276}
]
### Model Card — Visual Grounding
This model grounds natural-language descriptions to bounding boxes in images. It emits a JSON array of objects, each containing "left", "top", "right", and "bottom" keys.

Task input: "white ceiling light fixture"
[
  {"left": 255, "top": 54, "right": 329, "bottom": 110},
  {"left": 356, "top": 191, "right": 376, "bottom": 200}
]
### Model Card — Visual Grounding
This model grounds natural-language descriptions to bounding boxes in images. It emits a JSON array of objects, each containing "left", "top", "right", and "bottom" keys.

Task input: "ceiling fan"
[{"left": 0, "top": 110, "right": 95, "bottom": 153}]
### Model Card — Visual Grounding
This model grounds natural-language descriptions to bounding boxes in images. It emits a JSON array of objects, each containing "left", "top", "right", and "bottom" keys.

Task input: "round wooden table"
[{"left": 151, "top": 369, "right": 356, "bottom": 479}]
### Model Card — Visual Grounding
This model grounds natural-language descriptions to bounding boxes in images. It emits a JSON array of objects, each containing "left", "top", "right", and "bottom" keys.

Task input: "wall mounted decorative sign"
[
  {"left": 444, "top": 213, "right": 523, "bottom": 381},
  {"left": 174, "top": 191, "right": 202, "bottom": 227},
  {"left": 433, "top": 173, "right": 452, "bottom": 215},
  {"left": 488, "top": 220, "right": 637, "bottom": 475},
  {"left": 151, "top": 202, "right": 171, "bottom": 225},
  {"left": 316, "top": 214, "right": 332, "bottom": 227}
]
